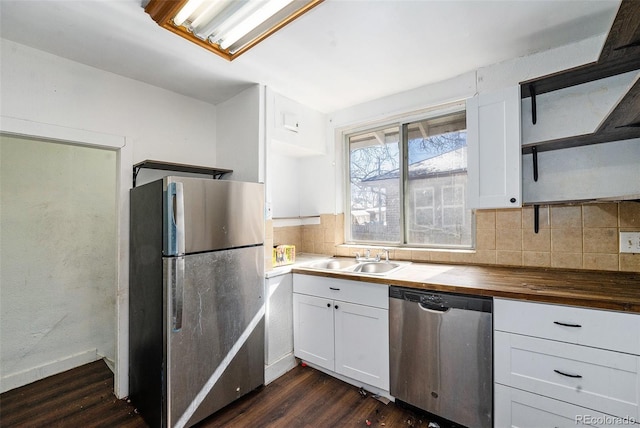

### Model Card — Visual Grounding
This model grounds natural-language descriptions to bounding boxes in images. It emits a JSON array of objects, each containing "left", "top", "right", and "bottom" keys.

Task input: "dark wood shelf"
[
  {"left": 522, "top": 75, "right": 640, "bottom": 154},
  {"left": 598, "top": 76, "right": 640, "bottom": 132},
  {"left": 520, "top": 0, "right": 640, "bottom": 99},
  {"left": 520, "top": 0, "right": 640, "bottom": 154},
  {"left": 521, "top": 130, "right": 635, "bottom": 154},
  {"left": 132, "top": 160, "right": 232, "bottom": 187},
  {"left": 520, "top": 56, "right": 640, "bottom": 99}
]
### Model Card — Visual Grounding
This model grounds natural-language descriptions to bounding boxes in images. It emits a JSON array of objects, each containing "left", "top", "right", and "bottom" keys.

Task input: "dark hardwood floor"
[
  {"left": 0, "top": 360, "right": 143, "bottom": 428},
  {"left": 0, "top": 360, "right": 435, "bottom": 427}
]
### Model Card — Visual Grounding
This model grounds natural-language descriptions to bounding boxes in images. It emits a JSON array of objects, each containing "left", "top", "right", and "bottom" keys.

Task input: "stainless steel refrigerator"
[{"left": 129, "top": 176, "right": 265, "bottom": 428}]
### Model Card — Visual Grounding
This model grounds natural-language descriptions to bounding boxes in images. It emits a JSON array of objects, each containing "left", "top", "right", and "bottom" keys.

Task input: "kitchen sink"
[
  {"left": 303, "top": 258, "right": 410, "bottom": 276},
  {"left": 354, "top": 262, "right": 400, "bottom": 274},
  {"left": 309, "top": 259, "right": 360, "bottom": 270}
]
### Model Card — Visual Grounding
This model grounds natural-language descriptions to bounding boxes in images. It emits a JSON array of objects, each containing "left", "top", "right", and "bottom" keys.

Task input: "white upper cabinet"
[
  {"left": 266, "top": 88, "right": 327, "bottom": 157},
  {"left": 466, "top": 85, "right": 522, "bottom": 209}
]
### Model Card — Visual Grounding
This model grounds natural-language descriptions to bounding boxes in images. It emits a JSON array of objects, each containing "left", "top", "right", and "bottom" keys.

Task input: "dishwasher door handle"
[{"left": 418, "top": 302, "right": 450, "bottom": 313}]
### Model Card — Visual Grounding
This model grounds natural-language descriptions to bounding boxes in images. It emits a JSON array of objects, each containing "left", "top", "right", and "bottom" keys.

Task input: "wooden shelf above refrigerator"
[{"left": 132, "top": 160, "right": 232, "bottom": 187}]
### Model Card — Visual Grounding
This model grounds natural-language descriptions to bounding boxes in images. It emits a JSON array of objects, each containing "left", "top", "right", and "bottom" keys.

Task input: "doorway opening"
[{"left": 0, "top": 134, "right": 117, "bottom": 393}]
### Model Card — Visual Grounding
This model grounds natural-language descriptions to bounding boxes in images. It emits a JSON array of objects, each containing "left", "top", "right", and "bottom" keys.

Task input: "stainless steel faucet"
[{"left": 355, "top": 248, "right": 386, "bottom": 262}]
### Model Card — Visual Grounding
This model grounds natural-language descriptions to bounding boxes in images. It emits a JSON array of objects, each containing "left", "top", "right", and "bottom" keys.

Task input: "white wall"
[
  {"left": 0, "top": 38, "right": 219, "bottom": 397},
  {"left": 0, "top": 39, "right": 218, "bottom": 166},
  {"left": 0, "top": 136, "right": 116, "bottom": 393},
  {"left": 216, "top": 85, "right": 264, "bottom": 183}
]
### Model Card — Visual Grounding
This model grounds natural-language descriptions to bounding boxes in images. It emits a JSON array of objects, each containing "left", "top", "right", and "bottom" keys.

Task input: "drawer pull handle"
[
  {"left": 554, "top": 369, "right": 582, "bottom": 379},
  {"left": 329, "top": 287, "right": 340, "bottom": 291},
  {"left": 554, "top": 321, "right": 582, "bottom": 328}
]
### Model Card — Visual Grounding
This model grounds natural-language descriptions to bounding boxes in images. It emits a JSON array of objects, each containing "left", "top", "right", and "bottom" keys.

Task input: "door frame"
[{"left": 0, "top": 116, "right": 132, "bottom": 398}]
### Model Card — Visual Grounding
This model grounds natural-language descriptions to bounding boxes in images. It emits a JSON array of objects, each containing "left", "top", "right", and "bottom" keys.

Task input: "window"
[{"left": 347, "top": 108, "right": 474, "bottom": 248}]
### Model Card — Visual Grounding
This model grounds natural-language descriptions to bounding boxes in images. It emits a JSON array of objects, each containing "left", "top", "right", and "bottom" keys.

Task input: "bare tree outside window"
[
  {"left": 349, "top": 127, "right": 401, "bottom": 242},
  {"left": 347, "top": 110, "right": 474, "bottom": 248}
]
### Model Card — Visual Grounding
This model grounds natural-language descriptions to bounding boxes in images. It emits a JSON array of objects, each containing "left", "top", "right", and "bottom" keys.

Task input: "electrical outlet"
[{"left": 620, "top": 232, "right": 640, "bottom": 254}]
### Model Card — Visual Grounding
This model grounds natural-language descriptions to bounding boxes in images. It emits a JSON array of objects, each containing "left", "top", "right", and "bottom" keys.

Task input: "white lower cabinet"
[
  {"left": 265, "top": 273, "right": 297, "bottom": 384},
  {"left": 334, "top": 301, "right": 388, "bottom": 388},
  {"left": 293, "top": 293, "right": 335, "bottom": 369},
  {"left": 495, "top": 384, "right": 633, "bottom": 428},
  {"left": 292, "top": 274, "right": 389, "bottom": 391},
  {"left": 495, "top": 298, "right": 640, "bottom": 427}
]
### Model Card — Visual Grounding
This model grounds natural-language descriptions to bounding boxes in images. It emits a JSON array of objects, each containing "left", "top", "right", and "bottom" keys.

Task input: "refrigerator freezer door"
[
  {"left": 164, "top": 177, "right": 264, "bottom": 255},
  {"left": 165, "top": 245, "right": 265, "bottom": 428}
]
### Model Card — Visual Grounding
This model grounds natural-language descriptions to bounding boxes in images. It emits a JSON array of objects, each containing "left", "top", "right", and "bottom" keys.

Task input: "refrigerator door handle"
[
  {"left": 167, "top": 256, "right": 185, "bottom": 332},
  {"left": 165, "top": 181, "right": 186, "bottom": 256},
  {"left": 173, "top": 182, "right": 186, "bottom": 256}
]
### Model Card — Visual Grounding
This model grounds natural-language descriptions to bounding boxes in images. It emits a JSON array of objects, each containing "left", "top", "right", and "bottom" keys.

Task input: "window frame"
[{"left": 344, "top": 102, "right": 475, "bottom": 250}]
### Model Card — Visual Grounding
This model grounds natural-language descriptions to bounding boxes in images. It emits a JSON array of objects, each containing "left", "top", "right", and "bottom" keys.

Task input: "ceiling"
[{"left": 0, "top": 0, "right": 621, "bottom": 113}]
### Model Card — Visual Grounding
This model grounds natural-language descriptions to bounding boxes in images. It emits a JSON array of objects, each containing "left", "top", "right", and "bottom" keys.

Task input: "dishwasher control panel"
[{"left": 389, "top": 286, "right": 492, "bottom": 313}]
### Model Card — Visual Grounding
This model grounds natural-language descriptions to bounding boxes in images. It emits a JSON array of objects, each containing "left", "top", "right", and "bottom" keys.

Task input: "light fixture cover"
[{"left": 145, "top": 0, "right": 324, "bottom": 61}]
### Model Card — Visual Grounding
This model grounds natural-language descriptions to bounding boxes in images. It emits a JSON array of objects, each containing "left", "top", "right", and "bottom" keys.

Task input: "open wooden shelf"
[
  {"left": 520, "top": 0, "right": 640, "bottom": 154},
  {"left": 132, "top": 160, "right": 232, "bottom": 187}
]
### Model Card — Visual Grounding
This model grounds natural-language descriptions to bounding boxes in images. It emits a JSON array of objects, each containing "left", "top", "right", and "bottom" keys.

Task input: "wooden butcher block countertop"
[{"left": 293, "top": 261, "right": 640, "bottom": 314}]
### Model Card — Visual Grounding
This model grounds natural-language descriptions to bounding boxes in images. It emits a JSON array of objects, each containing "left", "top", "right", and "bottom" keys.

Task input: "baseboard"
[
  {"left": 299, "top": 360, "right": 394, "bottom": 402},
  {"left": 1, "top": 349, "right": 99, "bottom": 393},
  {"left": 264, "top": 353, "right": 297, "bottom": 385}
]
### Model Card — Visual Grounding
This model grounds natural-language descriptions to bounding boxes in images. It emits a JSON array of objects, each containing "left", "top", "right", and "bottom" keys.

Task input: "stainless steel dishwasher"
[{"left": 389, "top": 286, "right": 492, "bottom": 428}]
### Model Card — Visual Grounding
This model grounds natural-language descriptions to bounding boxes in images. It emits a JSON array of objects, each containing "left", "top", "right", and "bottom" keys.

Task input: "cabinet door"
[
  {"left": 467, "top": 85, "right": 521, "bottom": 208},
  {"left": 265, "top": 274, "right": 293, "bottom": 366},
  {"left": 293, "top": 293, "right": 335, "bottom": 371},
  {"left": 334, "top": 301, "right": 389, "bottom": 390}
]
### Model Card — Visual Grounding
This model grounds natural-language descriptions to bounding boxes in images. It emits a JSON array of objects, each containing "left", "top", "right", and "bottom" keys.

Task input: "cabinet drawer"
[
  {"left": 495, "top": 384, "right": 638, "bottom": 427},
  {"left": 293, "top": 274, "right": 388, "bottom": 309},
  {"left": 494, "top": 298, "right": 640, "bottom": 355},
  {"left": 495, "top": 331, "right": 640, "bottom": 421}
]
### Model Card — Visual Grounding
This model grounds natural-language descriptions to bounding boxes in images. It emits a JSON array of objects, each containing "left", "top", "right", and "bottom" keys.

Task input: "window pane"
[
  {"left": 405, "top": 112, "right": 473, "bottom": 247},
  {"left": 349, "top": 127, "right": 401, "bottom": 243},
  {"left": 413, "top": 187, "right": 434, "bottom": 227}
]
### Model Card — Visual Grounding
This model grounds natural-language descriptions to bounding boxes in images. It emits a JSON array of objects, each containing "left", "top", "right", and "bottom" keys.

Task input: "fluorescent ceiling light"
[
  {"left": 173, "top": 0, "right": 205, "bottom": 26},
  {"left": 145, "top": 0, "right": 324, "bottom": 61},
  {"left": 218, "top": 0, "right": 294, "bottom": 49}
]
